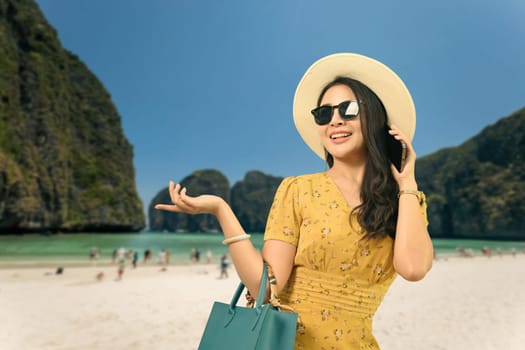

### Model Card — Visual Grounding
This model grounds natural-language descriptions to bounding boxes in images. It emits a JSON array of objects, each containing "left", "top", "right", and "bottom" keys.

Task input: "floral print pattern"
[{"left": 264, "top": 173, "right": 428, "bottom": 349}]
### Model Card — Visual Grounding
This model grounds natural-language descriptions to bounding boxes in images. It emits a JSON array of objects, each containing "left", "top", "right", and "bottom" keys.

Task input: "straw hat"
[{"left": 293, "top": 53, "right": 416, "bottom": 159}]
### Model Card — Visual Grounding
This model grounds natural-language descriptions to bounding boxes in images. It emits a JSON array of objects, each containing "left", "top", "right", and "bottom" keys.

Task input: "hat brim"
[{"left": 293, "top": 53, "right": 416, "bottom": 159}]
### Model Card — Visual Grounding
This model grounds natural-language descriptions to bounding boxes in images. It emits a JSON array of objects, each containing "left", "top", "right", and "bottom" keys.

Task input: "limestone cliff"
[
  {"left": 417, "top": 107, "right": 525, "bottom": 240},
  {"left": 0, "top": 0, "right": 145, "bottom": 233}
]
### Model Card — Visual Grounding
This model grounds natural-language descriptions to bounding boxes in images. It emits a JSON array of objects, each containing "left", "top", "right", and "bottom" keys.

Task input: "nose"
[{"left": 330, "top": 108, "right": 345, "bottom": 126}]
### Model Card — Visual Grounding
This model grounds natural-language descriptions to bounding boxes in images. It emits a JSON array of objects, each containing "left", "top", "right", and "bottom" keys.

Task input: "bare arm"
[
  {"left": 262, "top": 240, "right": 296, "bottom": 294},
  {"left": 155, "top": 182, "right": 295, "bottom": 296},
  {"left": 389, "top": 126, "right": 434, "bottom": 281}
]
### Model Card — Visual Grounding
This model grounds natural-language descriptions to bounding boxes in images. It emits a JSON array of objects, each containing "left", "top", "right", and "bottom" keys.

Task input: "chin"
[{"left": 329, "top": 149, "right": 367, "bottom": 163}]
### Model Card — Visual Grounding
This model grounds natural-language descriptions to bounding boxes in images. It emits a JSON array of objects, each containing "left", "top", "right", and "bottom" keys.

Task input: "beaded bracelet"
[{"left": 222, "top": 234, "right": 251, "bottom": 245}]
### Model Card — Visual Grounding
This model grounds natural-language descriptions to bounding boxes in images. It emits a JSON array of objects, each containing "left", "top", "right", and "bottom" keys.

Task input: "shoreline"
[
  {"left": 0, "top": 258, "right": 216, "bottom": 269},
  {"left": 1, "top": 249, "right": 522, "bottom": 269}
]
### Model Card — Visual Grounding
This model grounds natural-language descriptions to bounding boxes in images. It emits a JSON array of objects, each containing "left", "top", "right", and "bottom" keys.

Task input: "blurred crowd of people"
[{"left": 89, "top": 246, "right": 231, "bottom": 280}]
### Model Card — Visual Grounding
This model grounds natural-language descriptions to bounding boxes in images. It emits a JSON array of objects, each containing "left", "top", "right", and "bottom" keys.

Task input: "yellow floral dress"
[{"left": 264, "top": 173, "right": 427, "bottom": 350}]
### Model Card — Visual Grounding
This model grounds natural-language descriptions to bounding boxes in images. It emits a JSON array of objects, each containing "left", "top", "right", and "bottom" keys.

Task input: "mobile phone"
[{"left": 384, "top": 124, "right": 407, "bottom": 172}]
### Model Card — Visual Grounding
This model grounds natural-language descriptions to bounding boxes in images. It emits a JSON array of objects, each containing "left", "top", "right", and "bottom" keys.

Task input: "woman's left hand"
[{"left": 388, "top": 124, "right": 418, "bottom": 188}]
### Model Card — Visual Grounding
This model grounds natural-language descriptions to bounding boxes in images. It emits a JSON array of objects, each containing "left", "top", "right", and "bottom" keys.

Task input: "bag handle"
[
  {"left": 243, "top": 263, "right": 295, "bottom": 313},
  {"left": 226, "top": 262, "right": 298, "bottom": 328},
  {"left": 265, "top": 264, "right": 296, "bottom": 313},
  {"left": 229, "top": 263, "right": 268, "bottom": 311}
]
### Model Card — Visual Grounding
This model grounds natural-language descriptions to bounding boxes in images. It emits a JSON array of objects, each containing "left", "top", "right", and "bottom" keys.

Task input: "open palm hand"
[{"left": 154, "top": 181, "right": 225, "bottom": 216}]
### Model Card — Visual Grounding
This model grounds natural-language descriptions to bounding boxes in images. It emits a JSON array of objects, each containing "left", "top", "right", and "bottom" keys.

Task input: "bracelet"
[
  {"left": 398, "top": 189, "right": 424, "bottom": 205},
  {"left": 398, "top": 189, "right": 420, "bottom": 198},
  {"left": 222, "top": 234, "right": 251, "bottom": 245}
]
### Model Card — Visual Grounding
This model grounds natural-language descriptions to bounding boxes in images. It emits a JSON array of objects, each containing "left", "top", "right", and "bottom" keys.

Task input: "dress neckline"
[{"left": 322, "top": 172, "right": 360, "bottom": 211}]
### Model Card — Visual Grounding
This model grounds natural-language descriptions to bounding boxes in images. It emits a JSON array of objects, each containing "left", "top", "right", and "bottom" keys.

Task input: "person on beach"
[
  {"left": 132, "top": 250, "right": 139, "bottom": 268},
  {"left": 117, "top": 247, "right": 126, "bottom": 262},
  {"left": 190, "top": 248, "right": 197, "bottom": 262},
  {"left": 89, "top": 246, "right": 99, "bottom": 261},
  {"left": 190, "top": 248, "right": 201, "bottom": 263},
  {"left": 116, "top": 258, "right": 125, "bottom": 281},
  {"left": 155, "top": 53, "right": 433, "bottom": 349},
  {"left": 166, "top": 248, "right": 172, "bottom": 264},
  {"left": 219, "top": 253, "right": 229, "bottom": 279},
  {"left": 157, "top": 249, "right": 166, "bottom": 265},
  {"left": 144, "top": 248, "right": 152, "bottom": 263},
  {"left": 111, "top": 249, "right": 117, "bottom": 264}
]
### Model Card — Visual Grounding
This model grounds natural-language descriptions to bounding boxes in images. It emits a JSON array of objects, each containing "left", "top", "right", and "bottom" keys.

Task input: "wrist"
[
  {"left": 213, "top": 197, "right": 229, "bottom": 216},
  {"left": 398, "top": 179, "right": 418, "bottom": 191}
]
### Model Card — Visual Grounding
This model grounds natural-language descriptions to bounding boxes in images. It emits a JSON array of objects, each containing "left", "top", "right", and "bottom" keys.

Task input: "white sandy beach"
[{"left": 1, "top": 254, "right": 524, "bottom": 350}]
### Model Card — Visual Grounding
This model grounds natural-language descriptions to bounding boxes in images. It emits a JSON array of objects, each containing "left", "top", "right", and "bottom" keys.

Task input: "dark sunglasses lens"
[
  {"left": 339, "top": 100, "right": 359, "bottom": 120},
  {"left": 312, "top": 106, "right": 333, "bottom": 125},
  {"left": 311, "top": 100, "right": 360, "bottom": 125}
]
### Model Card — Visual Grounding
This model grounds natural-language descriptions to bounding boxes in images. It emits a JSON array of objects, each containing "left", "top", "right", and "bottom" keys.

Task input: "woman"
[{"left": 155, "top": 53, "right": 433, "bottom": 349}]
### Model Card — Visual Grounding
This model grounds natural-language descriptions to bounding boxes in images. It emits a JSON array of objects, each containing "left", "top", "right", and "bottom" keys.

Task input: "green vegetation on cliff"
[
  {"left": 0, "top": 0, "right": 144, "bottom": 233},
  {"left": 231, "top": 171, "right": 283, "bottom": 233},
  {"left": 417, "top": 107, "right": 525, "bottom": 240}
]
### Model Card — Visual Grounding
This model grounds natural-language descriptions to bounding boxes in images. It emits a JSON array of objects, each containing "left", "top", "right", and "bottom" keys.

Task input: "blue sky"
[{"left": 35, "top": 0, "right": 525, "bottom": 212}]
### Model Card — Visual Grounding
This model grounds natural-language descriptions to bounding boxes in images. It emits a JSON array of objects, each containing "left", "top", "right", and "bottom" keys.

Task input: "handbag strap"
[
  {"left": 265, "top": 264, "right": 296, "bottom": 313},
  {"left": 244, "top": 262, "right": 296, "bottom": 314},
  {"left": 230, "top": 263, "right": 268, "bottom": 309},
  {"left": 255, "top": 263, "right": 269, "bottom": 307}
]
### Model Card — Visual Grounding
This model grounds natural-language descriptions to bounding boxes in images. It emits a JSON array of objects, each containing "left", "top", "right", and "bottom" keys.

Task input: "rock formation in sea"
[{"left": 149, "top": 169, "right": 283, "bottom": 233}]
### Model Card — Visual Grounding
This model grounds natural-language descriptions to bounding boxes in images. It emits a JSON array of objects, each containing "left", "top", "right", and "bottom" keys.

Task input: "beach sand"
[{"left": 1, "top": 254, "right": 524, "bottom": 350}]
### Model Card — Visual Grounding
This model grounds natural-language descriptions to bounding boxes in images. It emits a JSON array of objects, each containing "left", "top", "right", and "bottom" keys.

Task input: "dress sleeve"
[{"left": 263, "top": 176, "right": 301, "bottom": 246}]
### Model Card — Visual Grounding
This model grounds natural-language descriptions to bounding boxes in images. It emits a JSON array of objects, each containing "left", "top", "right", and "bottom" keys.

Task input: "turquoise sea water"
[
  {"left": 0, "top": 233, "right": 524, "bottom": 263},
  {"left": 0, "top": 233, "right": 263, "bottom": 263}
]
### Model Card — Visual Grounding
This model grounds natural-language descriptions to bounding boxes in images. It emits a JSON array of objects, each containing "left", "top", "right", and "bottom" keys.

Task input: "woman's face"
[{"left": 317, "top": 84, "right": 367, "bottom": 163}]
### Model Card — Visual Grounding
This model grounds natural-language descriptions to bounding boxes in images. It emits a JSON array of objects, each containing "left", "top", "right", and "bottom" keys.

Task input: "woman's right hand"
[{"left": 154, "top": 181, "right": 225, "bottom": 216}]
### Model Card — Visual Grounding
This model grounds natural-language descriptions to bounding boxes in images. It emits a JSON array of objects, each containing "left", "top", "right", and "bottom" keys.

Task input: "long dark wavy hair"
[{"left": 317, "top": 76, "right": 399, "bottom": 239}]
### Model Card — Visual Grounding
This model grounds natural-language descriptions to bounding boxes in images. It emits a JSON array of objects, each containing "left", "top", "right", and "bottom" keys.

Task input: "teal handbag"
[{"left": 198, "top": 263, "right": 298, "bottom": 350}]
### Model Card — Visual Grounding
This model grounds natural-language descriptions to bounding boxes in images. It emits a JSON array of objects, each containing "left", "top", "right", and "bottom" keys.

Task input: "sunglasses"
[{"left": 310, "top": 100, "right": 364, "bottom": 125}]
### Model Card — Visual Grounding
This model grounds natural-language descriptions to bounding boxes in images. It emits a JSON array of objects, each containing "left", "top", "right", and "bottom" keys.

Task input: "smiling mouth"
[{"left": 330, "top": 133, "right": 351, "bottom": 140}]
